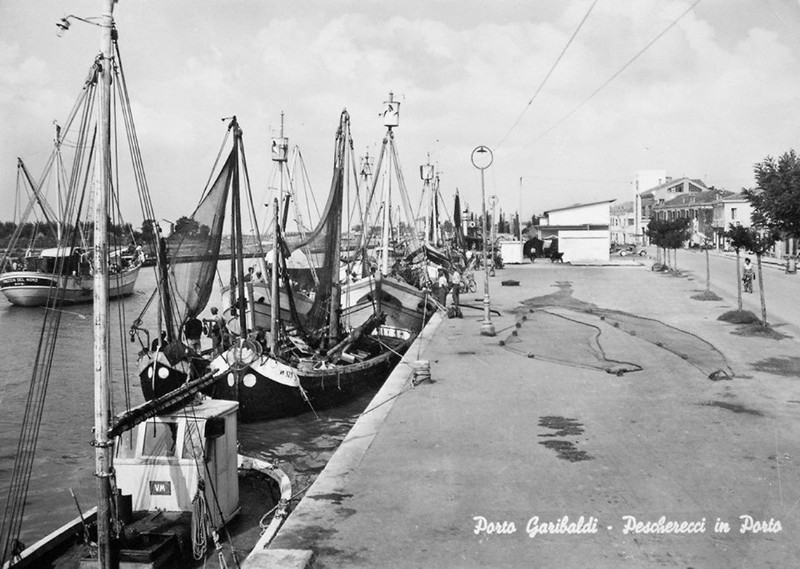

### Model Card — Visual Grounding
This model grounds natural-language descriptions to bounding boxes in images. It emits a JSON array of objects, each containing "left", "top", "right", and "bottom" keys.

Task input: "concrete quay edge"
[{"left": 242, "top": 311, "right": 445, "bottom": 569}]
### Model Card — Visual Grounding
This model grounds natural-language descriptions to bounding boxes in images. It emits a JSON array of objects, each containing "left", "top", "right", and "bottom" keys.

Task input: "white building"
[
  {"left": 610, "top": 201, "right": 636, "bottom": 244},
  {"left": 539, "top": 200, "right": 615, "bottom": 262}
]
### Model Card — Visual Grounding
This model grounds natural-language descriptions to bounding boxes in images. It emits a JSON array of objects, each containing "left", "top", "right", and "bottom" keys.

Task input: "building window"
[{"left": 731, "top": 208, "right": 737, "bottom": 220}]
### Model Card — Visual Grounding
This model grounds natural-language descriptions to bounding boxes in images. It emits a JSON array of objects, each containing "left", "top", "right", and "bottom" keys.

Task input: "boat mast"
[
  {"left": 231, "top": 119, "right": 248, "bottom": 337},
  {"left": 93, "top": 0, "right": 116, "bottom": 566},
  {"left": 270, "top": 197, "right": 280, "bottom": 354}
]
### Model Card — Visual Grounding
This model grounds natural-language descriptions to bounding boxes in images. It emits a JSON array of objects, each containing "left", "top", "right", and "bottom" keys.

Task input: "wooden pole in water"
[{"left": 94, "top": 0, "right": 116, "bottom": 566}]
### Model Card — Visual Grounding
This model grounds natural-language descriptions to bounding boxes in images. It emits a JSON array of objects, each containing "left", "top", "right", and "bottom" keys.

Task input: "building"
[
  {"left": 610, "top": 201, "right": 636, "bottom": 244},
  {"left": 637, "top": 177, "right": 711, "bottom": 244},
  {"left": 633, "top": 170, "right": 667, "bottom": 243},
  {"left": 538, "top": 199, "right": 615, "bottom": 262},
  {"left": 651, "top": 189, "right": 735, "bottom": 246}
]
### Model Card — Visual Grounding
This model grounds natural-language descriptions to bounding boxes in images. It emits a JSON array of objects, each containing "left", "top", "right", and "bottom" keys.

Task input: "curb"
[{"left": 242, "top": 311, "right": 445, "bottom": 568}]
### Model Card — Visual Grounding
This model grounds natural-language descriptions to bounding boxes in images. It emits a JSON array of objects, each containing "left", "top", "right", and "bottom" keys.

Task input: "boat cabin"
[{"left": 114, "top": 398, "right": 240, "bottom": 528}]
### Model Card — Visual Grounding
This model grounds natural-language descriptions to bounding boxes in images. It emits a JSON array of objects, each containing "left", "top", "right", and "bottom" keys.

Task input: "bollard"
[{"left": 786, "top": 256, "right": 797, "bottom": 275}]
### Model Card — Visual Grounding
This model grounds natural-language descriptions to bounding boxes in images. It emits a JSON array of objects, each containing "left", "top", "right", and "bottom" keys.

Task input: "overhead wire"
[
  {"left": 535, "top": 0, "right": 704, "bottom": 142},
  {"left": 495, "top": 0, "right": 599, "bottom": 150}
]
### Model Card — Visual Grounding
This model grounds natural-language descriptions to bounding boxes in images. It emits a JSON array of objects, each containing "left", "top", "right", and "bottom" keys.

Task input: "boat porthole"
[
  {"left": 147, "top": 367, "right": 154, "bottom": 378},
  {"left": 243, "top": 373, "right": 256, "bottom": 388},
  {"left": 158, "top": 367, "right": 169, "bottom": 379},
  {"left": 227, "top": 372, "right": 235, "bottom": 387}
]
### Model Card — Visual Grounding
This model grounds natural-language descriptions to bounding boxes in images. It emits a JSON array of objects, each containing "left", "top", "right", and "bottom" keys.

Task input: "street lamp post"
[{"left": 471, "top": 146, "right": 495, "bottom": 336}]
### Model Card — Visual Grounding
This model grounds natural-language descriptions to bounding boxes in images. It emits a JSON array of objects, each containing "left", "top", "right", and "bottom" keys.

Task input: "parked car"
[{"left": 610, "top": 244, "right": 647, "bottom": 257}]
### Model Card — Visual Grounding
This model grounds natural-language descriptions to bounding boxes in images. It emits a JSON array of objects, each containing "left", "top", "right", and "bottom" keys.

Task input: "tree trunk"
[
  {"left": 705, "top": 248, "right": 710, "bottom": 292},
  {"left": 756, "top": 254, "right": 767, "bottom": 327},
  {"left": 735, "top": 250, "right": 742, "bottom": 311}
]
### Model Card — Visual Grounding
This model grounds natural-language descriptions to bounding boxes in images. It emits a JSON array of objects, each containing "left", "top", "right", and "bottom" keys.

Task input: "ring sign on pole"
[
  {"left": 471, "top": 145, "right": 493, "bottom": 170},
  {"left": 471, "top": 145, "right": 495, "bottom": 337}
]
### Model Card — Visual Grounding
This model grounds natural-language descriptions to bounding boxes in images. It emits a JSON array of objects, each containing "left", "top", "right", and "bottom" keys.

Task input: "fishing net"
[{"left": 167, "top": 150, "right": 233, "bottom": 324}]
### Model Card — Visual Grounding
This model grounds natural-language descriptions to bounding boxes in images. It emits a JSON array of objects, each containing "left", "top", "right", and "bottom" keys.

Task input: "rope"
[{"left": 191, "top": 485, "right": 210, "bottom": 560}]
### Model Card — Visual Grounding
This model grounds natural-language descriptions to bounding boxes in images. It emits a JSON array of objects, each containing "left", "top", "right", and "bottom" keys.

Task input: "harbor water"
[{"left": 0, "top": 265, "right": 375, "bottom": 547}]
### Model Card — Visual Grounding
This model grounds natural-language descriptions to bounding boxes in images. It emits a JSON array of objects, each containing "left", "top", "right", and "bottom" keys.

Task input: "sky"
[{"left": 1, "top": 0, "right": 799, "bottom": 231}]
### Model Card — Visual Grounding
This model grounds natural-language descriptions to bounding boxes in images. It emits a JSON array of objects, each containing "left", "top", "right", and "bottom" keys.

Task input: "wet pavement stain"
[
  {"left": 701, "top": 401, "right": 764, "bottom": 416},
  {"left": 540, "top": 440, "right": 593, "bottom": 462},
  {"left": 308, "top": 492, "right": 353, "bottom": 505},
  {"left": 538, "top": 415, "right": 585, "bottom": 437},
  {"left": 751, "top": 356, "right": 800, "bottom": 377},
  {"left": 538, "top": 416, "right": 593, "bottom": 462}
]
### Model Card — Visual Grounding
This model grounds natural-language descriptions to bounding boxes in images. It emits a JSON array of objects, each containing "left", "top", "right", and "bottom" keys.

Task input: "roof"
[
  {"left": 639, "top": 177, "right": 709, "bottom": 198},
  {"left": 656, "top": 189, "right": 735, "bottom": 208},
  {"left": 544, "top": 199, "right": 616, "bottom": 215}
]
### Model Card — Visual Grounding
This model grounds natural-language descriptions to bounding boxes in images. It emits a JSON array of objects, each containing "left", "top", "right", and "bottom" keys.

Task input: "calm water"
[{"left": 0, "top": 266, "right": 374, "bottom": 546}]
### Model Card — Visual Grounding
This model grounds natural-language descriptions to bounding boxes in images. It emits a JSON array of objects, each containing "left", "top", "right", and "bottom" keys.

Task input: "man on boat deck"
[
  {"left": 244, "top": 266, "right": 255, "bottom": 282},
  {"left": 208, "top": 306, "right": 225, "bottom": 352},
  {"left": 184, "top": 316, "right": 203, "bottom": 353}
]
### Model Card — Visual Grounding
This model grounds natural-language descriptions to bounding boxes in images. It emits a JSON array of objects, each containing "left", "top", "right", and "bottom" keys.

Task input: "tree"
[
  {"left": 725, "top": 224, "right": 754, "bottom": 312},
  {"left": 646, "top": 218, "right": 690, "bottom": 271},
  {"left": 747, "top": 227, "right": 781, "bottom": 327},
  {"left": 745, "top": 149, "right": 800, "bottom": 245},
  {"left": 173, "top": 216, "right": 199, "bottom": 238}
]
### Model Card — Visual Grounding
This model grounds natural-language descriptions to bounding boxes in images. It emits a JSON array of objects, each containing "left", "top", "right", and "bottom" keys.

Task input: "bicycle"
[
  {"left": 742, "top": 272, "right": 754, "bottom": 293},
  {"left": 463, "top": 271, "right": 477, "bottom": 293}
]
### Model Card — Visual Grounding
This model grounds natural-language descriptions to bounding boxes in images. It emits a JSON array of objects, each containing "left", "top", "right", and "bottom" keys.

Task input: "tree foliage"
[{"left": 745, "top": 149, "right": 800, "bottom": 239}]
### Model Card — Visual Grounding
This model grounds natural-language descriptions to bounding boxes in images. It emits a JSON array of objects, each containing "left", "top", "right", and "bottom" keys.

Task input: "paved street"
[
  {"left": 664, "top": 248, "right": 800, "bottom": 329},
  {"left": 255, "top": 260, "right": 800, "bottom": 569}
]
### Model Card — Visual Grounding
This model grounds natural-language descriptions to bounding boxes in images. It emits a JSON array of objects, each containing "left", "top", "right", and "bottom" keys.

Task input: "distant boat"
[
  {"left": 0, "top": 150, "right": 142, "bottom": 307},
  {"left": 0, "top": 245, "right": 140, "bottom": 306}
]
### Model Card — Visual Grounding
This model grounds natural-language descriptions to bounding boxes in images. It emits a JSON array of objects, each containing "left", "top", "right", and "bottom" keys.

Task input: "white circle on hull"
[
  {"left": 242, "top": 373, "right": 257, "bottom": 388},
  {"left": 227, "top": 372, "right": 235, "bottom": 387},
  {"left": 158, "top": 366, "right": 169, "bottom": 379}
]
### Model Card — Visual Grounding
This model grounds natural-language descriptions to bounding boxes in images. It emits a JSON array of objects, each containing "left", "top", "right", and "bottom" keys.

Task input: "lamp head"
[{"left": 56, "top": 18, "right": 71, "bottom": 37}]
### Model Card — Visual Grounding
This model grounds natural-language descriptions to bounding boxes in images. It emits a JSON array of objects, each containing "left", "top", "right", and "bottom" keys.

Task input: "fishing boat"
[
  {"left": 339, "top": 94, "right": 439, "bottom": 333},
  {"left": 0, "top": 3, "right": 289, "bottom": 567},
  {"left": 0, "top": 124, "right": 142, "bottom": 308},
  {"left": 204, "top": 110, "right": 415, "bottom": 422},
  {"left": 219, "top": 113, "right": 318, "bottom": 336}
]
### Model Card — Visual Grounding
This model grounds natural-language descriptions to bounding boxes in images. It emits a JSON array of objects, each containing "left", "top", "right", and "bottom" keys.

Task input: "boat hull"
[
  {"left": 341, "top": 275, "right": 434, "bottom": 334},
  {"left": 205, "top": 327, "right": 413, "bottom": 422},
  {"left": 0, "top": 267, "right": 140, "bottom": 306},
  {"left": 221, "top": 282, "right": 313, "bottom": 335}
]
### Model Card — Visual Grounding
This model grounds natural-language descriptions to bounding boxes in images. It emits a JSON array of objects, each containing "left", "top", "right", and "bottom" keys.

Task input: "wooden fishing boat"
[
  {"left": 207, "top": 110, "right": 415, "bottom": 422},
  {"left": 0, "top": 4, "right": 290, "bottom": 567},
  {"left": 0, "top": 246, "right": 140, "bottom": 306}
]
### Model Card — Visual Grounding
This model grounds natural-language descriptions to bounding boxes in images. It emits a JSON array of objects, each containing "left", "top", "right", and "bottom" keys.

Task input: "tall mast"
[
  {"left": 231, "top": 120, "right": 248, "bottom": 337},
  {"left": 93, "top": 0, "right": 116, "bottom": 567}
]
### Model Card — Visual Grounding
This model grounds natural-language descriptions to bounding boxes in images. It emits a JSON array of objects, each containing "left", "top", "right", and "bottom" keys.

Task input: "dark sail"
[
  {"left": 168, "top": 150, "right": 233, "bottom": 323},
  {"left": 453, "top": 190, "right": 464, "bottom": 249},
  {"left": 284, "top": 116, "right": 347, "bottom": 337}
]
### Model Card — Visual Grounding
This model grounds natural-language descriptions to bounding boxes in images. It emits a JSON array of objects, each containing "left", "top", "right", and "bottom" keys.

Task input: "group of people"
[
  {"left": 430, "top": 265, "right": 462, "bottom": 317},
  {"left": 171, "top": 306, "right": 227, "bottom": 356}
]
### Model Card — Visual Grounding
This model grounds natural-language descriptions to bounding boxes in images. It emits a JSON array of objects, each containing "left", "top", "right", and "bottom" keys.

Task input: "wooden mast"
[
  {"left": 93, "top": 0, "right": 116, "bottom": 566},
  {"left": 270, "top": 197, "right": 280, "bottom": 354}
]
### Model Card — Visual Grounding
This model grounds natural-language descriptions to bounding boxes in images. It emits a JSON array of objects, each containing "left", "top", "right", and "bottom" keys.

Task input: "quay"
[{"left": 248, "top": 260, "right": 800, "bottom": 568}]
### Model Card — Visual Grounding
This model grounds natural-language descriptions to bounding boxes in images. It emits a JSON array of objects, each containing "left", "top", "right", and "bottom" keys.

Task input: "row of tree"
[{"left": 648, "top": 149, "right": 800, "bottom": 328}]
